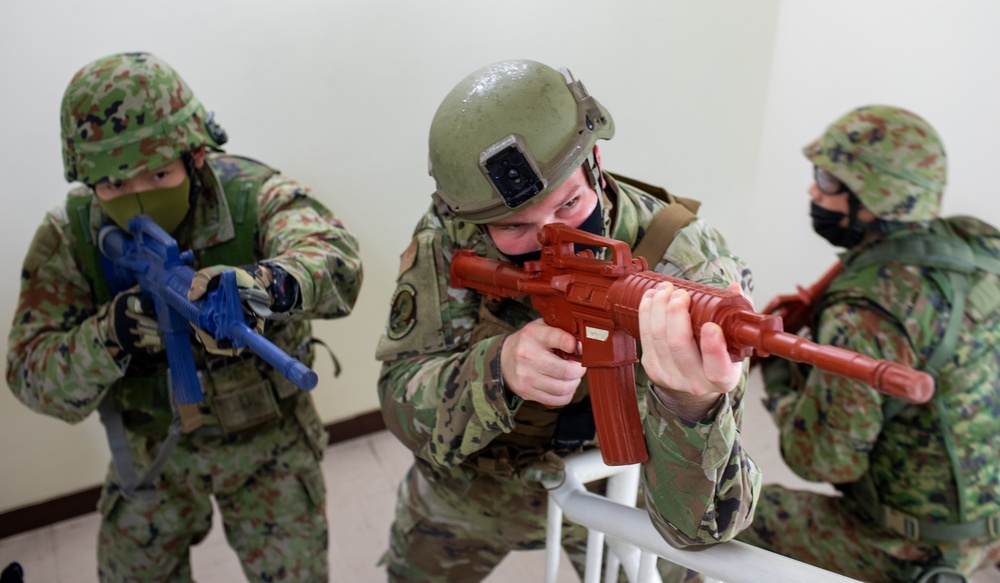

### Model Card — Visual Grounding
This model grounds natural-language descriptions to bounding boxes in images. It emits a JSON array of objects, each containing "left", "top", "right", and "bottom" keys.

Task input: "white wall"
[{"left": 0, "top": 1, "right": 780, "bottom": 512}]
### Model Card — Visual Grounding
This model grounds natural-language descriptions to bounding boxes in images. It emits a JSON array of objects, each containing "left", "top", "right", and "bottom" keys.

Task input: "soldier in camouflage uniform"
[
  {"left": 375, "top": 59, "right": 761, "bottom": 582},
  {"left": 5, "top": 52, "right": 363, "bottom": 582},
  {"left": 737, "top": 105, "right": 1000, "bottom": 583}
]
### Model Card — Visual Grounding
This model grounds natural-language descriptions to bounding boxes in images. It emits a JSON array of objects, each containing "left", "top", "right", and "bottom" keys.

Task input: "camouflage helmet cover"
[
  {"left": 60, "top": 52, "right": 225, "bottom": 185},
  {"left": 803, "top": 105, "right": 946, "bottom": 222},
  {"left": 428, "top": 59, "right": 614, "bottom": 224}
]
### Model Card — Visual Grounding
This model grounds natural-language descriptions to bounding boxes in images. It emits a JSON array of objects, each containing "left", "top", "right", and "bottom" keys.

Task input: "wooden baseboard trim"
[
  {"left": 0, "top": 487, "right": 101, "bottom": 542},
  {"left": 326, "top": 409, "right": 386, "bottom": 444},
  {"left": 0, "top": 410, "right": 386, "bottom": 540}
]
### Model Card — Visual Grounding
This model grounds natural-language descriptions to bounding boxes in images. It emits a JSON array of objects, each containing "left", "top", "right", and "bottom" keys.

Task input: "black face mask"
[
  {"left": 810, "top": 202, "right": 865, "bottom": 248},
  {"left": 502, "top": 201, "right": 604, "bottom": 267}
]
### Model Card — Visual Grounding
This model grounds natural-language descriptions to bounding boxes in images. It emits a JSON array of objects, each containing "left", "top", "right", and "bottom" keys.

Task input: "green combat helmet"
[
  {"left": 429, "top": 59, "right": 614, "bottom": 224},
  {"left": 60, "top": 52, "right": 227, "bottom": 185},
  {"left": 803, "top": 105, "right": 946, "bottom": 222}
]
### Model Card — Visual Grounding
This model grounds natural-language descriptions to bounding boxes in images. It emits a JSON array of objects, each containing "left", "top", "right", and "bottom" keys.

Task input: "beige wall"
[{"left": 0, "top": 0, "right": 780, "bottom": 512}]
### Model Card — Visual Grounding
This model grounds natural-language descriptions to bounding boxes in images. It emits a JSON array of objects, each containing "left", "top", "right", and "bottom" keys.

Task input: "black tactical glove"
[
  {"left": 96, "top": 286, "right": 162, "bottom": 356},
  {"left": 186, "top": 263, "right": 299, "bottom": 356}
]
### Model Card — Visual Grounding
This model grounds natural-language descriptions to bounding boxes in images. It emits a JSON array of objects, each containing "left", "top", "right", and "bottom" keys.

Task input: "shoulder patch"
[
  {"left": 387, "top": 283, "right": 418, "bottom": 340},
  {"left": 376, "top": 230, "right": 449, "bottom": 360},
  {"left": 24, "top": 222, "right": 62, "bottom": 274}
]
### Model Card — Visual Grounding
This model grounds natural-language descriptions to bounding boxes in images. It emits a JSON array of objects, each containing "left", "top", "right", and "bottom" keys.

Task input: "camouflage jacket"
[
  {"left": 763, "top": 217, "right": 1000, "bottom": 525},
  {"left": 6, "top": 152, "right": 363, "bottom": 424},
  {"left": 376, "top": 176, "right": 760, "bottom": 547}
]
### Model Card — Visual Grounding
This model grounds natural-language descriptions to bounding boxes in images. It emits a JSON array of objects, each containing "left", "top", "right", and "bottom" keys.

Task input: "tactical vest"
[
  {"left": 822, "top": 218, "right": 1000, "bottom": 543},
  {"left": 467, "top": 174, "right": 700, "bottom": 477},
  {"left": 68, "top": 155, "right": 313, "bottom": 438}
]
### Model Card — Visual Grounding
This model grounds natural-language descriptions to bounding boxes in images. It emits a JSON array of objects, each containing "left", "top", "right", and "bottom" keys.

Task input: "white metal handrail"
[{"left": 542, "top": 449, "right": 864, "bottom": 583}]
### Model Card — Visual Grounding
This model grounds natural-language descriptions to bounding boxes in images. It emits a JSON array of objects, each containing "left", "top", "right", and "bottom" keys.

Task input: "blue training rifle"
[{"left": 98, "top": 214, "right": 319, "bottom": 405}]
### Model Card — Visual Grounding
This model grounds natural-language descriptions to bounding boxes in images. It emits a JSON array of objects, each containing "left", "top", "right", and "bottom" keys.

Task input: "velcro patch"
[
  {"left": 24, "top": 223, "right": 61, "bottom": 274},
  {"left": 398, "top": 239, "right": 418, "bottom": 279}
]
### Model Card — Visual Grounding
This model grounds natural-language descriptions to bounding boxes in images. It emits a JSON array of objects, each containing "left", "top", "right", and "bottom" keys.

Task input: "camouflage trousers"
[
  {"left": 736, "top": 485, "right": 1000, "bottom": 583},
  {"left": 382, "top": 459, "right": 698, "bottom": 583},
  {"left": 96, "top": 402, "right": 328, "bottom": 582}
]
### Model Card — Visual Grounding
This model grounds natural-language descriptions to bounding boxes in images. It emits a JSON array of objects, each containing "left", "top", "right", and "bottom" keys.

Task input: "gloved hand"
[
  {"left": 96, "top": 286, "right": 162, "bottom": 357},
  {"left": 187, "top": 264, "right": 274, "bottom": 356}
]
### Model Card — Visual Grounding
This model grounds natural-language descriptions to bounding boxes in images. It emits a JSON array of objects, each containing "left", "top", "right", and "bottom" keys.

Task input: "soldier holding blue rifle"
[{"left": 6, "top": 52, "right": 363, "bottom": 582}]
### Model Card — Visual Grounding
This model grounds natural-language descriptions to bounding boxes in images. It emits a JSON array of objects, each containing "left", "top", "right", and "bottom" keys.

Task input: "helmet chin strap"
[
  {"left": 583, "top": 147, "right": 604, "bottom": 192},
  {"left": 845, "top": 191, "right": 869, "bottom": 238},
  {"left": 182, "top": 151, "right": 203, "bottom": 203}
]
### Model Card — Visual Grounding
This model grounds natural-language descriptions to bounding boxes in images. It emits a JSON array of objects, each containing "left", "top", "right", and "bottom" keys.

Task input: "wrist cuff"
[{"left": 264, "top": 263, "right": 301, "bottom": 313}]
